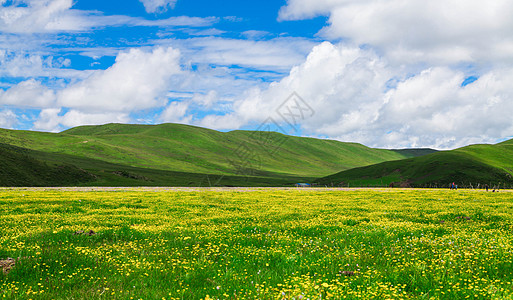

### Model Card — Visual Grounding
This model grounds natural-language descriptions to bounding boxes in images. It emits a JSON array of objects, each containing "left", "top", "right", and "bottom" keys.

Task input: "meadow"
[{"left": 1, "top": 188, "right": 513, "bottom": 299}]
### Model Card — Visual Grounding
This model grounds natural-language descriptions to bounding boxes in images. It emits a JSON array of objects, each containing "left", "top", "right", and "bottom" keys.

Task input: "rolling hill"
[
  {"left": 0, "top": 143, "right": 96, "bottom": 187},
  {"left": 389, "top": 148, "right": 438, "bottom": 158},
  {"left": 0, "top": 123, "right": 412, "bottom": 187},
  {"left": 318, "top": 140, "right": 513, "bottom": 188}
]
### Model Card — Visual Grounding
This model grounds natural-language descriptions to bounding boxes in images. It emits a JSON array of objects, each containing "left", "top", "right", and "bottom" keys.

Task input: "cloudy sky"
[{"left": 1, "top": 0, "right": 513, "bottom": 149}]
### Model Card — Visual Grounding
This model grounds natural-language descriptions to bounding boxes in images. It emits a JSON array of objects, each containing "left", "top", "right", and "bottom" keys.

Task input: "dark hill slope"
[
  {"left": 318, "top": 141, "right": 513, "bottom": 188},
  {"left": 391, "top": 148, "right": 438, "bottom": 158},
  {"left": 0, "top": 142, "right": 313, "bottom": 187},
  {"left": 0, "top": 143, "right": 95, "bottom": 186}
]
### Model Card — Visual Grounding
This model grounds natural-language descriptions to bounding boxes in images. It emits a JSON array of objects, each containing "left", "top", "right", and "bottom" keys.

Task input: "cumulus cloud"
[
  {"left": 191, "top": 90, "right": 218, "bottom": 109},
  {"left": 0, "top": 109, "right": 18, "bottom": 129},
  {"left": 0, "top": 50, "right": 44, "bottom": 77},
  {"left": 279, "top": 0, "right": 343, "bottom": 20},
  {"left": 279, "top": 0, "right": 513, "bottom": 66},
  {"left": 139, "top": 0, "right": 176, "bottom": 14},
  {"left": 202, "top": 42, "right": 387, "bottom": 128},
  {"left": 0, "top": 50, "right": 86, "bottom": 79},
  {"left": 160, "top": 101, "right": 191, "bottom": 123},
  {"left": 375, "top": 67, "right": 513, "bottom": 148},
  {"left": 0, "top": 0, "right": 88, "bottom": 33},
  {"left": 208, "top": 42, "right": 513, "bottom": 149},
  {"left": 31, "top": 108, "right": 62, "bottom": 132},
  {"left": 192, "top": 0, "right": 512, "bottom": 148},
  {"left": 0, "top": 79, "right": 56, "bottom": 108},
  {"left": 58, "top": 47, "right": 183, "bottom": 113},
  {"left": 19, "top": 47, "right": 185, "bottom": 132},
  {"left": 198, "top": 113, "right": 244, "bottom": 131}
]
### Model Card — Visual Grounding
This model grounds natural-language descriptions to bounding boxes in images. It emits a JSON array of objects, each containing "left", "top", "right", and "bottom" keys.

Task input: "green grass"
[
  {"left": 390, "top": 148, "right": 438, "bottom": 158},
  {"left": 0, "top": 142, "right": 315, "bottom": 187},
  {"left": 0, "top": 143, "right": 96, "bottom": 187},
  {"left": 1, "top": 188, "right": 513, "bottom": 299},
  {"left": 0, "top": 123, "right": 409, "bottom": 187},
  {"left": 318, "top": 142, "right": 513, "bottom": 188}
]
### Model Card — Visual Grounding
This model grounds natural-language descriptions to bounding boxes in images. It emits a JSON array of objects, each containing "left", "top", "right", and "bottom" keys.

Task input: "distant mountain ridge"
[
  {"left": 318, "top": 141, "right": 513, "bottom": 188},
  {"left": 0, "top": 123, "right": 414, "bottom": 187},
  {"left": 4, "top": 122, "right": 503, "bottom": 188},
  {"left": 390, "top": 148, "right": 438, "bottom": 158}
]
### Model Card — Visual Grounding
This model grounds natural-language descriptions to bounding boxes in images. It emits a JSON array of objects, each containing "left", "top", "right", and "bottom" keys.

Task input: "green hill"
[
  {"left": 0, "top": 143, "right": 96, "bottom": 186},
  {"left": 0, "top": 123, "right": 410, "bottom": 187},
  {"left": 318, "top": 141, "right": 513, "bottom": 188},
  {"left": 391, "top": 148, "right": 438, "bottom": 158}
]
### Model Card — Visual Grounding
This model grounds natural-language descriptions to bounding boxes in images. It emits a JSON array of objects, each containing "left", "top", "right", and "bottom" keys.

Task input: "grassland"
[
  {"left": 1, "top": 188, "right": 513, "bottom": 299},
  {"left": 0, "top": 143, "right": 96, "bottom": 187},
  {"left": 319, "top": 140, "right": 513, "bottom": 188},
  {"left": 0, "top": 123, "right": 412, "bottom": 187}
]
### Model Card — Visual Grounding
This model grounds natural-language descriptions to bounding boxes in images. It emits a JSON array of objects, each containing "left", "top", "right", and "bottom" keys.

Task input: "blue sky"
[
  {"left": 0, "top": 0, "right": 324, "bottom": 130},
  {"left": 1, "top": 0, "right": 513, "bottom": 149}
]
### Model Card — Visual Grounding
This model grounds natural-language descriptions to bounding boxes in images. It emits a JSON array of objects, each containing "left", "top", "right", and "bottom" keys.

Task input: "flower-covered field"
[{"left": 1, "top": 188, "right": 513, "bottom": 299}]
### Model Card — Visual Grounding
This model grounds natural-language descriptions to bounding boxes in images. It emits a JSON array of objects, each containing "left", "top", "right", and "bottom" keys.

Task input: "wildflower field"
[{"left": 1, "top": 188, "right": 513, "bottom": 299}]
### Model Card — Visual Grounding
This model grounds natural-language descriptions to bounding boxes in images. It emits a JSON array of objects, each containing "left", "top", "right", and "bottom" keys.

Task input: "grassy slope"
[
  {"left": 0, "top": 123, "right": 408, "bottom": 186},
  {"left": 0, "top": 143, "right": 96, "bottom": 186},
  {"left": 0, "top": 142, "right": 312, "bottom": 187},
  {"left": 61, "top": 123, "right": 407, "bottom": 176},
  {"left": 318, "top": 141, "right": 513, "bottom": 188},
  {"left": 391, "top": 148, "right": 438, "bottom": 158}
]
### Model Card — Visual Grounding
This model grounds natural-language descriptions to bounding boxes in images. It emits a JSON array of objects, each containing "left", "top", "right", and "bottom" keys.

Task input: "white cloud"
[
  {"left": 191, "top": 90, "right": 218, "bottom": 109},
  {"left": 241, "top": 30, "right": 270, "bottom": 40},
  {"left": 207, "top": 42, "right": 513, "bottom": 149},
  {"left": 145, "top": 37, "right": 317, "bottom": 105},
  {"left": 139, "top": 0, "right": 176, "bottom": 14},
  {"left": 0, "top": 50, "right": 90, "bottom": 79},
  {"left": 374, "top": 67, "right": 513, "bottom": 148},
  {"left": 0, "top": 79, "right": 56, "bottom": 108},
  {"left": 279, "top": 0, "right": 513, "bottom": 66},
  {"left": 129, "top": 16, "right": 218, "bottom": 27},
  {"left": 24, "top": 46, "right": 185, "bottom": 132},
  {"left": 0, "top": 0, "right": 217, "bottom": 33},
  {"left": 279, "top": 0, "right": 344, "bottom": 20},
  {"left": 0, "top": 0, "right": 84, "bottom": 33},
  {"left": 0, "top": 109, "right": 18, "bottom": 129},
  {"left": 58, "top": 47, "right": 183, "bottom": 113},
  {"left": 177, "top": 28, "right": 225, "bottom": 37},
  {"left": 236, "top": 0, "right": 513, "bottom": 148},
  {"left": 0, "top": 51, "right": 44, "bottom": 77},
  {"left": 198, "top": 113, "right": 243, "bottom": 131},
  {"left": 32, "top": 108, "right": 62, "bottom": 132},
  {"left": 202, "top": 42, "right": 387, "bottom": 130},
  {"left": 160, "top": 101, "right": 191, "bottom": 123},
  {"left": 158, "top": 37, "right": 317, "bottom": 72}
]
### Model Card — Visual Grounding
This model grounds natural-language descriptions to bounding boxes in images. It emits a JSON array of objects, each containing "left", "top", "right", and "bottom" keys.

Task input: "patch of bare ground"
[{"left": 0, "top": 258, "right": 16, "bottom": 275}]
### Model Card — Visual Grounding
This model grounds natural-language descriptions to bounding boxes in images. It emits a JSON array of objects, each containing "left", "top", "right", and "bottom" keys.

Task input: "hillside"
[
  {"left": 0, "top": 123, "right": 411, "bottom": 187},
  {"left": 391, "top": 148, "right": 438, "bottom": 158},
  {"left": 318, "top": 141, "right": 513, "bottom": 188},
  {"left": 0, "top": 143, "right": 96, "bottom": 186}
]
